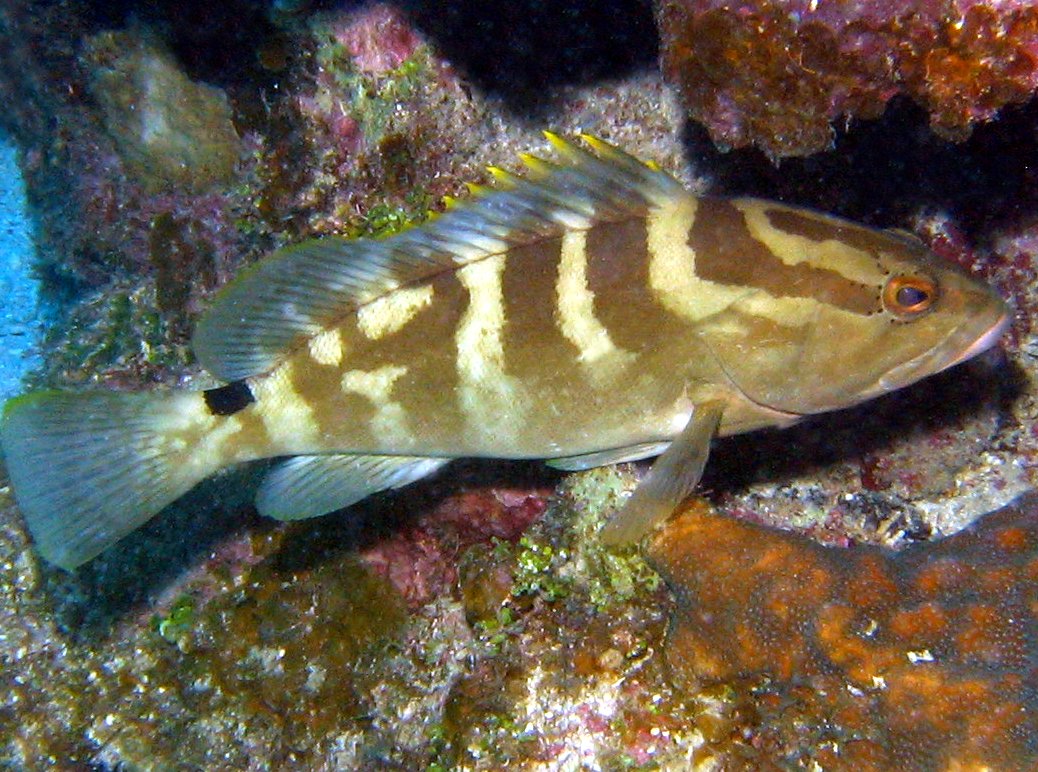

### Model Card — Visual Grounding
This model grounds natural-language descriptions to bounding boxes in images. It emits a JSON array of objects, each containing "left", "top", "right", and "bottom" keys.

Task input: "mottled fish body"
[{"left": 1, "top": 135, "right": 1009, "bottom": 568}]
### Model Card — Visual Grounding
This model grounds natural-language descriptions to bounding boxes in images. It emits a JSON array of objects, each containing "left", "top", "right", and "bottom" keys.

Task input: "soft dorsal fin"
[{"left": 192, "top": 133, "right": 685, "bottom": 381}]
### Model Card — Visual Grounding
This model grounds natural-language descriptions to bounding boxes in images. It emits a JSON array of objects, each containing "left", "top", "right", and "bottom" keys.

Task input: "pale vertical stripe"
[
  {"left": 341, "top": 365, "right": 413, "bottom": 445},
  {"left": 455, "top": 255, "right": 523, "bottom": 435},
  {"left": 193, "top": 416, "right": 246, "bottom": 468},
  {"left": 556, "top": 230, "right": 621, "bottom": 362},
  {"left": 150, "top": 393, "right": 255, "bottom": 489},
  {"left": 248, "top": 361, "right": 321, "bottom": 453},
  {"left": 308, "top": 327, "right": 344, "bottom": 366},
  {"left": 456, "top": 256, "right": 509, "bottom": 383},
  {"left": 341, "top": 365, "right": 408, "bottom": 402},
  {"left": 155, "top": 391, "right": 219, "bottom": 434},
  {"left": 357, "top": 285, "right": 434, "bottom": 340},
  {"left": 155, "top": 391, "right": 221, "bottom": 457},
  {"left": 556, "top": 229, "right": 636, "bottom": 386},
  {"left": 647, "top": 195, "right": 746, "bottom": 321}
]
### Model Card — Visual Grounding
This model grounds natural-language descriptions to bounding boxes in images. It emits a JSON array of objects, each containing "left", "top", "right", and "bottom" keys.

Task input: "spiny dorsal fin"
[{"left": 193, "top": 134, "right": 685, "bottom": 381}]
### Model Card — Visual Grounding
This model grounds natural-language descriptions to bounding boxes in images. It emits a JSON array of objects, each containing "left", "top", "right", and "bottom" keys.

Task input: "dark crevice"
[
  {"left": 684, "top": 94, "right": 1038, "bottom": 241},
  {"left": 402, "top": 0, "right": 659, "bottom": 114}
]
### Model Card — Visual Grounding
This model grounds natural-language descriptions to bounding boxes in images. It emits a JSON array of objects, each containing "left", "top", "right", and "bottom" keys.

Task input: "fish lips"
[{"left": 874, "top": 305, "right": 1011, "bottom": 397}]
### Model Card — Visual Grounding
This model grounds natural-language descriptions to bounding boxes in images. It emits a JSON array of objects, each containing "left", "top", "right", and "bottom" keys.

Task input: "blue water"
[{"left": 0, "top": 136, "right": 42, "bottom": 400}]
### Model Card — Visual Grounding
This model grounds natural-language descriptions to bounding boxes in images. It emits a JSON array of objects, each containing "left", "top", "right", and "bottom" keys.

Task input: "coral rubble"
[{"left": 658, "top": 0, "right": 1038, "bottom": 157}]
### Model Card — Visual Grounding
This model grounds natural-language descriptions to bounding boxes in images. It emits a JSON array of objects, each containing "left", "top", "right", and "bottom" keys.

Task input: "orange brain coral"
[{"left": 648, "top": 495, "right": 1038, "bottom": 769}]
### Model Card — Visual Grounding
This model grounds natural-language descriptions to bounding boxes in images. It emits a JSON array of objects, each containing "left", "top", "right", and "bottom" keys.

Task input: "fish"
[{"left": 0, "top": 133, "right": 1010, "bottom": 569}]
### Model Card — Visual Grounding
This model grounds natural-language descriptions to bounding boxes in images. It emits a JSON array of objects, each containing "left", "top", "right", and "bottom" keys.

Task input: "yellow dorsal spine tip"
[
  {"left": 543, "top": 132, "right": 573, "bottom": 153},
  {"left": 520, "top": 153, "right": 553, "bottom": 174},
  {"left": 486, "top": 166, "right": 513, "bottom": 182}
]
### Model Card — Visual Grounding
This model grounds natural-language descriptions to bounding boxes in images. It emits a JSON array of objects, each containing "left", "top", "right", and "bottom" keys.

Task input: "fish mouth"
[
  {"left": 875, "top": 307, "right": 1010, "bottom": 396},
  {"left": 933, "top": 310, "right": 1011, "bottom": 372}
]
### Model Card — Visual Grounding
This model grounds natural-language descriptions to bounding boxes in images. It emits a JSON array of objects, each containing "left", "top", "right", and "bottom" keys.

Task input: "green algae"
[
  {"left": 153, "top": 594, "right": 197, "bottom": 646},
  {"left": 512, "top": 535, "right": 572, "bottom": 602},
  {"left": 30, "top": 284, "right": 191, "bottom": 389},
  {"left": 556, "top": 466, "right": 662, "bottom": 611},
  {"left": 313, "top": 33, "right": 433, "bottom": 148},
  {"left": 501, "top": 467, "right": 661, "bottom": 611},
  {"left": 344, "top": 198, "right": 430, "bottom": 240},
  {"left": 471, "top": 606, "right": 516, "bottom": 652},
  {"left": 434, "top": 464, "right": 692, "bottom": 767}
]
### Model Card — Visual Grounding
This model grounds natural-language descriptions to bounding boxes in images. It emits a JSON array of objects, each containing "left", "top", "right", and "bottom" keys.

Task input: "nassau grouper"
[{"left": 0, "top": 134, "right": 1010, "bottom": 569}]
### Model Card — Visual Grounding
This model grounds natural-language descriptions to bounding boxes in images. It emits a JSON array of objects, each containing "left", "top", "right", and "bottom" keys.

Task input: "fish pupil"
[{"left": 896, "top": 285, "right": 929, "bottom": 307}]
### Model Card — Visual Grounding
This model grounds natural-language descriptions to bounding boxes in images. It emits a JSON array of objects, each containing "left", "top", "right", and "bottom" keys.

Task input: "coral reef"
[
  {"left": 658, "top": 0, "right": 1038, "bottom": 157},
  {"left": 0, "top": 465, "right": 702, "bottom": 768},
  {"left": 647, "top": 495, "right": 1038, "bottom": 769},
  {"left": 0, "top": 0, "right": 1037, "bottom": 768}
]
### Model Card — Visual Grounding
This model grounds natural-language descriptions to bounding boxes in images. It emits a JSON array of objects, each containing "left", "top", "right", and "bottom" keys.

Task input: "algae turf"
[
  {"left": 27, "top": 284, "right": 192, "bottom": 390},
  {"left": 0, "top": 461, "right": 708, "bottom": 769},
  {"left": 186, "top": 555, "right": 409, "bottom": 751}
]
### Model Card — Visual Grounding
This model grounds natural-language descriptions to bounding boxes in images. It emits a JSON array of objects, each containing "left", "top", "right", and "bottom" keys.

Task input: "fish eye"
[{"left": 883, "top": 275, "right": 937, "bottom": 317}]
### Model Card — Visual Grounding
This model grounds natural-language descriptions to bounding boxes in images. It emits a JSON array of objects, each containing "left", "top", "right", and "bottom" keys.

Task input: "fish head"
[
  {"left": 698, "top": 202, "right": 1010, "bottom": 418},
  {"left": 848, "top": 244, "right": 1010, "bottom": 402}
]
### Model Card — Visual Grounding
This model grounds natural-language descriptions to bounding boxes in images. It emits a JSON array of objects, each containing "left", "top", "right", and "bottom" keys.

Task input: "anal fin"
[
  {"left": 546, "top": 442, "right": 671, "bottom": 471},
  {"left": 256, "top": 454, "right": 450, "bottom": 521},
  {"left": 600, "top": 401, "right": 724, "bottom": 546}
]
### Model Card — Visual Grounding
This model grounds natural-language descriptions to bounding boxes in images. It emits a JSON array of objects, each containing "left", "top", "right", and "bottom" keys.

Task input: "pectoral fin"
[
  {"left": 599, "top": 401, "right": 724, "bottom": 546},
  {"left": 546, "top": 442, "right": 671, "bottom": 471},
  {"left": 256, "top": 454, "right": 450, "bottom": 521}
]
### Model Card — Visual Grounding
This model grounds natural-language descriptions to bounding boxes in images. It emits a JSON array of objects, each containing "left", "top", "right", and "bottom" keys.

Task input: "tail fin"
[{"left": 1, "top": 389, "right": 219, "bottom": 569}]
